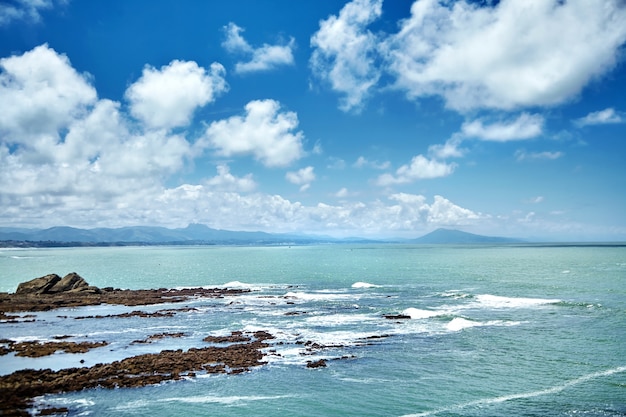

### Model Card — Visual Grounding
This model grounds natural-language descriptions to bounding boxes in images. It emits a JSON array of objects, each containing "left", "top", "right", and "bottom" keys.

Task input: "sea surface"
[{"left": 1, "top": 244, "right": 625, "bottom": 416}]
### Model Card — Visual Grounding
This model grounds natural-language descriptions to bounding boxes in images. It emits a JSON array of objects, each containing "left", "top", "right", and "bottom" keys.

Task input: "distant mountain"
[
  {"left": 0, "top": 224, "right": 319, "bottom": 245},
  {"left": 410, "top": 228, "right": 522, "bottom": 244},
  {"left": 0, "top": 225, "right": 522, "bottom": 247}
]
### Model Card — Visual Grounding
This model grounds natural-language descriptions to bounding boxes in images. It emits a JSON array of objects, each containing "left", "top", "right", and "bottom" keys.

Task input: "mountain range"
[{"left": 0, "top": 225, "right": 522, "bottom": 247}]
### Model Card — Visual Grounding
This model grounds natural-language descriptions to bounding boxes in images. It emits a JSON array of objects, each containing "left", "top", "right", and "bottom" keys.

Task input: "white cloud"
[
  {"left": 428, "top": 135, "right": 465, "bottom": 159},
  {"left": 202, "top": 99, "right": 305, "bottom": 167},
  {"left": 222, "top": 22, "right": 253, "bottom": 54},
  {"left": 222, "top": 22, "right": 295, "bottom": 74},
  {"left": 0, "top": 45, "right": 197, "bottom": 227},
  {"left": 461, "top": 113, "right": 544, "bottom": 141},
  {"left": 376, "top": 155, "right": 456, "bottom": 185},
  {"left": 354, "top": 156, "right": 390, "bottom": 170},
  {"left": 0, "top": 0, "right": 57, "bottom": 26},
  {"left": 286, "top": 166, "right": 316, "bottom": 191},
  {"left": 0, "top": 44, "right": 96, "bottom": 141},
  {"left": 515, "top": 150, "right": 563, "bottom": 161},
  {"left": 335, "top": 187, "right": 349, "bottom": 198},
  {"left": 383, "top": 0, "right": 626, "bottom": 111},
  {"left": 310, "top": 0, "right": 382, "bottom": 112},
  {"left": 153, "top": 189, "right": 481, "bottom": 237},
  {"left": 125, "top": 60, "right": 227, "bottom": 130},
  {"left": 206, "top": 164, "right": 256, "bottom": 192},
  {"left": 574, "top": 107, "right": 624, "bottom": 127}
]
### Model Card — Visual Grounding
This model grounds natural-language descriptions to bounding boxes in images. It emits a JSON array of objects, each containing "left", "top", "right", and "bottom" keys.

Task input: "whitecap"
[
  {"left": 446, "top": 317, "right": 480, "bottom": 331},
  {"left": 352, "top": 281, "right": 380, "bottom": 289},
  {"left": 401, "top": 308, "right": 443, "bottom": 319},
  {"left": 222, "top": 281, "right": 253, "bottom": 289},
  {"left": 474, "top": 294, "right": 560, "bottom": 309},
  {"left": 304, "top": 313, "right": 378, "bottom": 327},
  {"left": 159, "top": 394, "right": 292, "bottom": 405},
  {"left": 283, "top": 291, "right": 356, "bottom": 301}
]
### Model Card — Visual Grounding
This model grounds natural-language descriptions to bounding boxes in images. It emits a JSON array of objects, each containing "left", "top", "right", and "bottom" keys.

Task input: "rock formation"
[{"left": 15, "top": 273, "right": 100, "bottom": 295}]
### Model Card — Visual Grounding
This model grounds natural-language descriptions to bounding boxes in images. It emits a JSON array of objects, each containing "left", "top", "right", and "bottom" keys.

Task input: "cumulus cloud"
[
  {"left": 202, "top": 99, "right": 305, "bottom": 167},
  {"left": 0, "top": 45, "right": 197, "bottom": 227},
  {"left": 427, "top": 113, "right": 544, "bottom": 161},
  {"left": 286, "top": 166, "right": 315, "bottom": 191},
  {"left": 0, "top": 44, "right": 488, "bottom": 237},
  {"left": 205, "top": 164, "right": 256, "bottom": 192},
  {"left": 461, "top": 113, "right": 544, "bottom": 141},
  {"left": 310, "top": 0, "right": 382, "bottom": 112},
  {"left": 376, "top": 155, "right": 456, "bottom": 186},
  {"left": 313, "top": 0, "right": 626, "bottom": 113},
  {"left": 383, "top": 0, "right": 626, "bottom": 111},
  {"left": 125, "top": 60, "right": 227, "bottom": 130},
  {"left": 154, "top": 189, "right": 481, "bottom": 236},
  {"left": 574, "top": 107, "right": 624, "bottom": 127},
  {"left": 222, "top": 22, "right": 295, "bottom": 74},
  {"left": 0, "top": 44, "right": 96, "bottom": 141}
]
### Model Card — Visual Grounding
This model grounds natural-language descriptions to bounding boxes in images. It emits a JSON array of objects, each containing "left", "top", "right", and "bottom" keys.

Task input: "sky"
[{"left": 0, "top": 0, "right": 625, "bottom": 241}]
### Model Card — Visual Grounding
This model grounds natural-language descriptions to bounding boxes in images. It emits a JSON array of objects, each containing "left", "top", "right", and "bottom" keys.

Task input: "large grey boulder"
[
  {"left": 15, "top": 274, "right": 62, "bottom": 295},
  {"left": 15, "top": 273, "right": 101, "bottom": 295}
]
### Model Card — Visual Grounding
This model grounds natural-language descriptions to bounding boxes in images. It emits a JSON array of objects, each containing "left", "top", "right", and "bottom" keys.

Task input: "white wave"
[
  {"left": 401, "top": 308, "right": 443, "bottom": 319},
  {"left": 446, "top": 317, "right": 480, "bottom": 332},
  {"left": 352, "top": 281, "right": 381, "bottom": 288},
  {"left": 283, "top": 291, "right": 357, "bottom": 301},
  {"left": 446, "top": 318, "right": 522, "bottom": 332},
  {"left": 401, "top": 365, "right": 626, "bottom": 417},
  {"left": 159, "top": 394, "right": 291, "bottom": 405},
  {"left": 474, "top": 294, "right": 560, "bottom": 309},
  {"left": 222, "top": 281, "right": 254, "bottom": 289},
  {"left": 439, "top": 290, "right": 472, "bottom": 298},
  {"left": 304, "top": 313, "right": 378, "bottom": 327}
]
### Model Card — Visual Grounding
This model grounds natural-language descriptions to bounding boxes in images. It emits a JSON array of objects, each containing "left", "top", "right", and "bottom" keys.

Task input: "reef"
[
  {"left": 0, "top": 273, "right": 269, "bottom": 416},
  {"left": 0, "top": 331, "right": 274, "bottom": 416}
]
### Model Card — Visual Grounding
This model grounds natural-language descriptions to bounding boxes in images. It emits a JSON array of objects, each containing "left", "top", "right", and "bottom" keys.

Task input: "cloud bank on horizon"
[{"left": 1, "top": 0, "right": 625, "bottom": 241}]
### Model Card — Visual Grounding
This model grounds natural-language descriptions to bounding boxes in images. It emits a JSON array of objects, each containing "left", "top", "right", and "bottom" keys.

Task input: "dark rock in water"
[
  {"left": 15, "top": 274, "right": 62, "bottom": 295},
  {"left": 383, "top": 314, "right": 411, "bottom": 320},
  {"left": 306, "top": 359, "right": 327, "bottom": 368}
]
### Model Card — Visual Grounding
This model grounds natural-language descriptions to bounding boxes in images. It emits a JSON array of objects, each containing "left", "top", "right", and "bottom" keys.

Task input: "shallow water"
[{"left": 1, "top": 244, "right": 625, "bottom": 416}]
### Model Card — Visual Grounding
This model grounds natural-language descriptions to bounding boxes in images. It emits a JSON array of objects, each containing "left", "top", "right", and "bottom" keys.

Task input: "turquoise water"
[{"left": 1, "top": 244, "right": 625, "bottom": 416}]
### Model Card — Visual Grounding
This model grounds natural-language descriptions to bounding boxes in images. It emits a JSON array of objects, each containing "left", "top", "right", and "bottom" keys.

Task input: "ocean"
[{"left": 1, "top": 244, "right": 625, "bottom": 416}]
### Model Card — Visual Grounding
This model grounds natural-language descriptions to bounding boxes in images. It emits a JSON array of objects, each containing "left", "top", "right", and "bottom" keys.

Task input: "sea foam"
[
  {"left": 352, "top": 282, "right": 381, "bottom": 288},
  {"left": 474, "top": 294, "right": 560, "bottom": 309},
  {"left": 401, "top": 308, "right": 443, "bottom": 319}
]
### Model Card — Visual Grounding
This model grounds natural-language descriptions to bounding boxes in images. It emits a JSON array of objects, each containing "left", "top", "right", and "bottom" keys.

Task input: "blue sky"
[{"left": 1, "top": 0, "right": 625, "bottom": 241}]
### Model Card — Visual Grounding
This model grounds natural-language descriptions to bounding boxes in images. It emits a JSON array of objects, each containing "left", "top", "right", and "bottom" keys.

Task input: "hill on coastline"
[{"left": 409, "top": 228, "right": 522, "bottom": 244}]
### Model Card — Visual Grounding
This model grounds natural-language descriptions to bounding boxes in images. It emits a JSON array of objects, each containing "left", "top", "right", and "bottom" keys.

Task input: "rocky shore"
[
  {"left": 0, "top": 273, "right": 272, "bottom": 416},
  {"left": 0, "top": 272, "right": 250, "bottom": 316}
]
